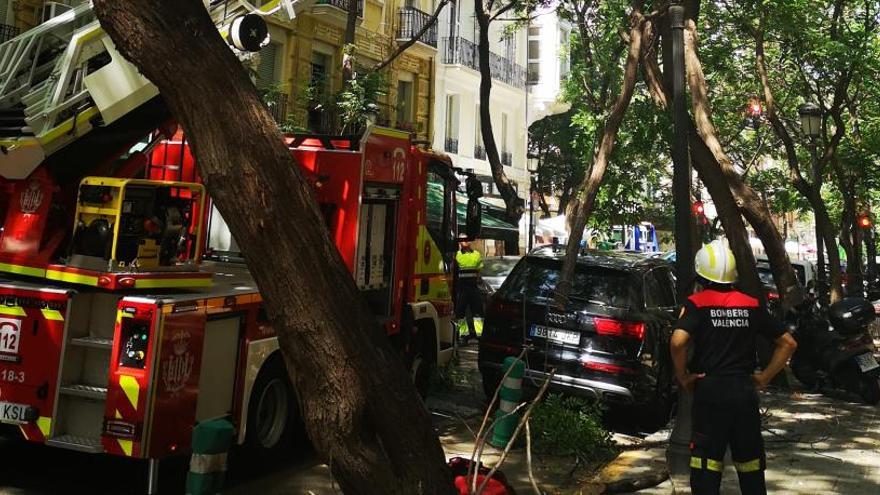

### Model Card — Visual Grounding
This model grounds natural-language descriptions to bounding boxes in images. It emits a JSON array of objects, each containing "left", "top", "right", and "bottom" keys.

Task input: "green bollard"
[
  {"left": 186, "top": 419, "right": 235, "bottom": 495},
  {"left": 490, "top": 356, "right": 524, "bottom": 447}
]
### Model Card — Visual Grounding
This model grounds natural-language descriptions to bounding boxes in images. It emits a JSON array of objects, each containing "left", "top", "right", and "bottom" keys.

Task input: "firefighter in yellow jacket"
[{"left": 455, "top": 241, "right": 483, "bottom": 343}]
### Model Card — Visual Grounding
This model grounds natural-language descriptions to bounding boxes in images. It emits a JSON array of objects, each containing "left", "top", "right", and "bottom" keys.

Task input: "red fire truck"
[{"left": 0, "top": 4, "right": 479, "bottom": 492}]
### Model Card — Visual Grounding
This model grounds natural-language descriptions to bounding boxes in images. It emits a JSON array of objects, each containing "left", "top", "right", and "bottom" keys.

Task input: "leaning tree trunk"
[
  {"left": 475, "top": 0, "right": 523, "bottom": 234},
  {"left": 92, "top": 1, "right": 454, "bottom": 493},
  {"left": 683, "top": 17, "right": 803, "bottom": 308},
  {"left": 555, "top": 2, "right": 644, "bottom": 305}
]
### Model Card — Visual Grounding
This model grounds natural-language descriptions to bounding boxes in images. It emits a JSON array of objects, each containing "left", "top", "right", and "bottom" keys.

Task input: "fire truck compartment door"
[
  {"left": 0, "top": 286, "right": 69, "bottom": 421},
  {"left": 194, "top": 316, "right": 241, "bottom": 421}
]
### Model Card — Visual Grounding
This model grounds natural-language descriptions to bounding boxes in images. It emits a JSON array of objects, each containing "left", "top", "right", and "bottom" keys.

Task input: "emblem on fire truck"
[
  {"left": 19, "top": 181, "right": 44, "bottom": 214},
  {"left": 392, "top": 148, "right": 405, "bottom": 182},
  {"left": 162, "top": 330, "right": 194, "bottom": 394}
]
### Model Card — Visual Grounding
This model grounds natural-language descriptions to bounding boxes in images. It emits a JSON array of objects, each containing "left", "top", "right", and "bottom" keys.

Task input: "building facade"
[
  {"left": 526, "top": 2, "right": 571, "bottom": 125},
  {"left": 247, "top": 0, "right": 438, "bottom": 141}
]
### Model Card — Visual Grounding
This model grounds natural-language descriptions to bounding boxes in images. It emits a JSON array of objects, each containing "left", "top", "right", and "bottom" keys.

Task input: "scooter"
[{"left": 790, "top": 296, "right": 880, "bottom": 405}]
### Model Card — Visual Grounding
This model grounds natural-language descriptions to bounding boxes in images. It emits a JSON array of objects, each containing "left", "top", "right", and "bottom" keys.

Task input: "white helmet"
[{"left": 695, "top": 239, "right": 737, "bottom": 284}]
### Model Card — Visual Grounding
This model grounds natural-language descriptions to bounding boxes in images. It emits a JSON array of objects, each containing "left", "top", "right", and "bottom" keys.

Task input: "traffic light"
[
  {"left": 747, "top": 98, "right": 763, "bottom": 118},
  {"left": 692, "top": 201, "right": 708, "bottom": 224},
  {"left": 857, "top": 214, "right": 872, "bottom": 229}
]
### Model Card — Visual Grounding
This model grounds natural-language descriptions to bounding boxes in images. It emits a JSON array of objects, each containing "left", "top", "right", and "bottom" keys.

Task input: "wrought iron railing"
[
  {"left": 501, "top": 151, "right": 512, "bottom": 166},
  {"left": 442, "top": 36, "right": 526, "bottom": 89},
  {"left": 0, "top": 24, "right": 19, "bottom": 44},
  {"left": 264, "top": 92, "right": 289, "bottom": 125},
  {"left": 396, "top": 7, "right": 437, "bottom": 48},
  {"left": 315, "top": 0, "right": 363, "bottom": 17},
  {"left": 474, "top": 144, "right": 486, "bottom": 160},
  {"left": 445, "top": 137, "right": 458, "bottom": 153}
]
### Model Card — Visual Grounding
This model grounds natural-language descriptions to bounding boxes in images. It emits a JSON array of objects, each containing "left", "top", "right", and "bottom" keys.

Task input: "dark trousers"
[
  {"left": 690, "top": 376, "right": 767, "bottom": 495},
  {"left": 455, "top": 279, "right": 483, "bottom": 338}
]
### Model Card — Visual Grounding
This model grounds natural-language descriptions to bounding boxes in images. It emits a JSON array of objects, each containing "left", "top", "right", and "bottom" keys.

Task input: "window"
[
  {"left": 308, "top": 51, "right": 332, "bottom": 131},
  {"left": 396, "top": 78, "right": 414, "bottom": 127},
  {"left": 559, "top": 28, "right": 570, "bottom": 80},
  {"left": 499, "top": 258, "right": 634, "bottom": 309},
  {"left": 475, "top": 104, "right": 482, "bottom": 145},
  {"left": 501, "top": 113, "right": 508, "bottom": 153},
  {"left": 503, "top": 32, "right": 515, "bottom": 61},
  {"left": 527, "top": 25, "right": 541, "bottom": 84},
  {"left": 445, "top": 94, "right": 458, "bottom": 139},
  {"left": 256, "top": 42, "right": 280, "bottom": 89}
]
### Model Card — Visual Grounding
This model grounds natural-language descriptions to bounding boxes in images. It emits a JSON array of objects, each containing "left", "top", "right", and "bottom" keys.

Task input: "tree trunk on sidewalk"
[
  {"left": 92, "top": 1, "right": 454, "bottom": 493},
  {"left": 555, "top": 2, "right": 644, "bottom": 305},
  {"left": 475, "top": 0, "right": 524, "bottom": 232},
  {"left": 683, "top": 16, "right": 803, "bottom": 308}
]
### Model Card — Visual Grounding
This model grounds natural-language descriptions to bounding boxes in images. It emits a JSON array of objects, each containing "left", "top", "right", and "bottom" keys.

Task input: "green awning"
[{"left": 426, "top": 182, "right": 519, "bottom": 239}]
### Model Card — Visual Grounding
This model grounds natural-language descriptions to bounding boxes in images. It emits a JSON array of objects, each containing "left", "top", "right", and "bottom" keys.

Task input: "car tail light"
[
  {"left": 594, "top": 318, "right": 645, "bottom": 340},
  {"left": 582, "top": 360, "right": 637, "bottom": 375},
  {"left": 768, "top": 292, "right": 780, "bottom": 300},
  {"left": 489, "top": 299, "right": 522, "bottom": 319}
]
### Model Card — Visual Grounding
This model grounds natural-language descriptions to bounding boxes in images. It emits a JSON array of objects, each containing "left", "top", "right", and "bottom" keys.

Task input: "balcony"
[
  {"left": 264, "top": 92, "right": 289, "bottom": 126},
  {"left": 501, "top": 151, "right": 512, "bottom": 166},
  {"left": 0, "top": 24, "right": 19, "bottom": 44},
  {"left": 442, "top": 36, "right": 526, "bottom": 90},
  {"left": 396, "top": 7, "right": 438, "bottom": 49},
  {"left": 474, "top": 145, "right": 486, "bottom": 160},
  {"left": 313, "top": 0, "right": 363, "bottom": 28},
  {"left": 445, "top": 137, "right": 458, "bottom": 154}
]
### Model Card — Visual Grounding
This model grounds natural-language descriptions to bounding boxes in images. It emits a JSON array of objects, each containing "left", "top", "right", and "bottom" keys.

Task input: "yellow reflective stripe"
[
  {"left": 372, "top": 127, "right": 410, "bottom": 139},
  {"left": 690, "top": 457, "right": 723, "bottom": 472},
  {"left": 46, "top": 269, "right": 99, "bottom": 286},
  {"left": 705, "top": 243, "right": 717, "bottom": 269},
  {"left": 37, "top": 416, "right": 51, "bottom": 437},
  {"left": 0, "top": 262, "right": 46, "bottom": 277},
  {"left": 37, "top": 107, "right": 100, "bottom": 146},
  {"left": 41, "top": 309, "right": 64, "bottom": 321},
  {"left": 117, "top": 438, "right": 133, "bottom": 456},
  {"left": 735, "top": 459, "right": 762, "bottom": 473},
  {"left": 134, "top": 277, "right": 213, "bottom": 289},
  {"left": 119, "top": 375, "right": 140, "bottom": 410},
  {"left": 0, "top": 306, "right": 26, "bottom": 317}
]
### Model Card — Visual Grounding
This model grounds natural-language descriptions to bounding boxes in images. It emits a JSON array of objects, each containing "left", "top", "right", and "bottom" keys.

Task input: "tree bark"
[
  {"left": 92, "top": 1, "right": 454, "bottom": 493},
  {"left": 555, "top": 2, "right": 644, "bottom": 304},
  {"left": 342, "top": 0, "right": 359, "bottom": 83},
  {"left": 683, "top": 17, "right": 803, "bottom": 308},
  {"left": 475, "top": 0, "right": 524, "bottom": 228},
  {"left": 752, "top": 15, "right": 842, "bottom": 302}
]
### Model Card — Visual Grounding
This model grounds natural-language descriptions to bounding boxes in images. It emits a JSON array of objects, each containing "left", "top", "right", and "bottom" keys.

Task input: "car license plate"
[
  {"left": 0, "top": 401, "right": 30, "bottom": 425},
  {"left": 855, "top": 353, "right": 880, "bottom": 373},
  {"left": 530, "top": 325, "right": 580, "bottom": 345}
]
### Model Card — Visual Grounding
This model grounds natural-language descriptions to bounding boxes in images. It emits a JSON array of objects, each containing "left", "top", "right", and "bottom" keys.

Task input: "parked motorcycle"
[{"left": 790, "top": 296, "right": 880, "bottom": 405}]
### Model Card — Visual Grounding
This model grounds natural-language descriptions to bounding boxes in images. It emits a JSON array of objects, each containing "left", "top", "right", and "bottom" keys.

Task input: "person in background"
[
  {"left": 670, "top": 239, "right": 797, "bottom": 495},
  {"left": 455, "top": 240, "right": 483, "bottom": 343}
]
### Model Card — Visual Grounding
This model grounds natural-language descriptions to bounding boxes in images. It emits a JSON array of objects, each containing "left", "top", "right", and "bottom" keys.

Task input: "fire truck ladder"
[{"left": 0, "top": 0, "right": 302, "bottom": 182}]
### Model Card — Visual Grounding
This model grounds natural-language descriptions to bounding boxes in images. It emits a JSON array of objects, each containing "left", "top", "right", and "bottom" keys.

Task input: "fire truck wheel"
[
  {"left": 409, "top": 323, "right": 437, "bottom": 398},
  {"left": 246, "top": 356, "right": 300, "bottom": 455}
]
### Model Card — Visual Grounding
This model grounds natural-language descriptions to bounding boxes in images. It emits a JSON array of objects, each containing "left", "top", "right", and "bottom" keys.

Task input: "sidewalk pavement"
[{"left": 617, "top": 388, "right": 880, "bottom": 494}]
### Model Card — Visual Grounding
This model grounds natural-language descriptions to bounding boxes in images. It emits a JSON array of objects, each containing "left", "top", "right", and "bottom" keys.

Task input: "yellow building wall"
[{"left": 277, "top": 0, "right": 435, "bottom": 140}]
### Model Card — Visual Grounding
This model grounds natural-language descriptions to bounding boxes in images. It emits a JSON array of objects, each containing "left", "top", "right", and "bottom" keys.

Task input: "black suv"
[{"left": 478, "top": 248, "right": 679, "bottom": 426}]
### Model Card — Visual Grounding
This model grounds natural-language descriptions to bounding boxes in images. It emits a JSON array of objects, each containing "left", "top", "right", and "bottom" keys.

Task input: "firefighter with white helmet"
[{"left": 670, "top": 239, "right": 797, "bottom": 494}]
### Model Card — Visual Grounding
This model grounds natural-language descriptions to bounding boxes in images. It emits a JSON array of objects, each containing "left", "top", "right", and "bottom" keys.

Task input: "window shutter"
[{"left": 256, "top": 43, "right": 279, "bottom": 88}]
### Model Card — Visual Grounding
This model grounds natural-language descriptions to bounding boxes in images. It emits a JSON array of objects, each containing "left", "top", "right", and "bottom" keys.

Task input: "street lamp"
[
  {"left": 527, "top": 158, "right": 539, "bottom": 251},
  {"left": 798, "top": 102, "right": 825, "bottom": 299}
]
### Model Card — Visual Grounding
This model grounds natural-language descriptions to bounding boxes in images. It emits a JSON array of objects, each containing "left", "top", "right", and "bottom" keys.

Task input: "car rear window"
[
  {"left": 482, "top": 258, "right": 520, "bottom": 277},
  {"left": 498, "top": 257, "right": 635, "bottom": 309},
  {"left": 757, "top": 263, "right": 806, "bottom": 287}
]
